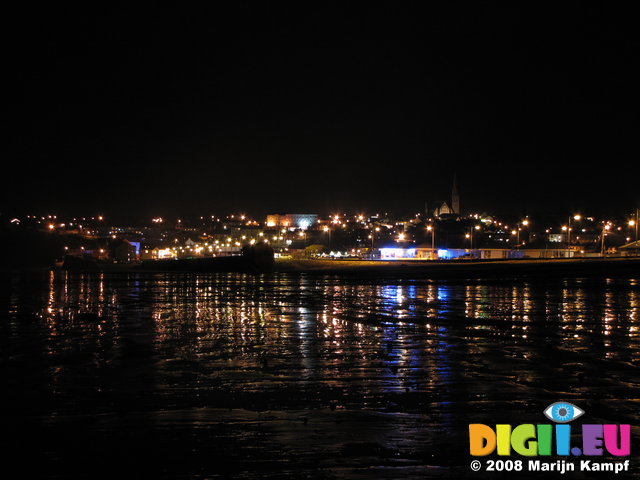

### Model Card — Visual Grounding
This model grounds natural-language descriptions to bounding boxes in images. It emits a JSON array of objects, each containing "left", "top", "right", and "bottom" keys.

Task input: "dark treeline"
[{"left": 0, "top": 222, "right": 62, "bottom": 268}]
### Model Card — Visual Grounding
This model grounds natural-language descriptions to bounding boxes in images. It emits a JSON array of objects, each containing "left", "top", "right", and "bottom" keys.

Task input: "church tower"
[{"left": 451, "top": 173, "right": 460, "bottom": 215}]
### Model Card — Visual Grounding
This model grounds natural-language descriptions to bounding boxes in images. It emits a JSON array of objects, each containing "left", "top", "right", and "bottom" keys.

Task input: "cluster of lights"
[{"left": 11, "top": 209, "right": 640, "bottom": 260}]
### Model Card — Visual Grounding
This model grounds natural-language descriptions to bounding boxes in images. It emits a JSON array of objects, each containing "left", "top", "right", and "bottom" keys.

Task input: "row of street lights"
[
  {"left": 464, "top": 225, "right": 482, "bottom": 252},
  {"left": 390, "top": 209, "right": 639, "bottom": 258}
]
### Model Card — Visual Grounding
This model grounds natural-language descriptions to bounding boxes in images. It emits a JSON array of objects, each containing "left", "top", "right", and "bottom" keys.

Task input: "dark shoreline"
[
  {"left": 274, "top": 257, "right": 640, "bottom": 278},
  {"left": 4, "top": 257, "right": 639, "bottom": 279}
]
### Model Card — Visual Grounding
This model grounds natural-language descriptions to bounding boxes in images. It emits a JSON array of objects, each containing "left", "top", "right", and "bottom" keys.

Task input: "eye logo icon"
[{"left": 543, "top": 402, "right": 584, "bottom": 423}]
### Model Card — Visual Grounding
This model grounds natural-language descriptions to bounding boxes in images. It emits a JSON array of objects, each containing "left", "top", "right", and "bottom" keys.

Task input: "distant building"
[
  {"left": 156, "top": 248, "right": 176, "bottom": 259},
  {"left": 546, "top": 233, "right": 565, "bottom": 243},
  {"left": 379, "top": 247, "right": 469, "bottom": 260},
  {"left": 430, "top": 174, "right": 461, "bottom": 218},
  {"left": 266, "top": 214, "right": 318, "bottom": 229},
  {"left": 477, "top": 248, "right": 510, "bottom": 259},
  {"left": 379, "top": 246, "right": 578, "bottom": 260},
  {"left": 113, "top": 240, "right": 138, "bottom": 263},
  {"left": 432, "top": 201, "right": 456, "bottom": 217},
  {"left": 379, "top": 247, "right": 417, "bottom": 260},
  {"left": 521, "top": 248, "right": 576, "bottom": 259}
]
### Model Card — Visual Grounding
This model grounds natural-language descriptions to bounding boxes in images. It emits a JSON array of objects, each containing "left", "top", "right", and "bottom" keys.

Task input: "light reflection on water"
[{"left": 2, "top": 271, "right": 639, "bottom": 478}]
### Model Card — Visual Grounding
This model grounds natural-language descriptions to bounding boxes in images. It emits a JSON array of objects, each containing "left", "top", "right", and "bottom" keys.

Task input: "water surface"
[{"left": 2, "top": 271, "right": 639, "bottom": 478}]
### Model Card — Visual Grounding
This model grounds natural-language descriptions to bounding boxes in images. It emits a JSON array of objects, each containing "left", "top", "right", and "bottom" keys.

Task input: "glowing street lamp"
[
  {"left": 427, "top": 224, "right": 435, "bottom": 258},
  {"left": 367, "top": 226, "right": 381, "bottom": 258},
  {"left": 323, "top": 225, "right": 331, "bottom": 249},
  {"left": 630, "top": 209, "right": 639, "bottom": 256},
  {"left": 515, "top": 219, "right": 529, "bottom": 248},
  {"left": 567, "top": 214, "right": 581, "bottom": 249},
  {"left": 601, "top": 224, "right": 611, "bottom": 256},
  {"left": 467, "top": 225, "right": 480, "bottom": 256}
]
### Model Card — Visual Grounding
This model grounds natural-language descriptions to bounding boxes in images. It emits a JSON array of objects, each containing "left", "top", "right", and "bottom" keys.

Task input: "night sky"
[{"left": 6, "top": 4, "right": 639, "bottom": 221}]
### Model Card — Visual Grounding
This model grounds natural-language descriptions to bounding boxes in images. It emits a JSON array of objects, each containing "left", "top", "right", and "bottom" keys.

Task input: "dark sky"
[{"left": 5, "top": 3, "right": 639, "bottom": 221}]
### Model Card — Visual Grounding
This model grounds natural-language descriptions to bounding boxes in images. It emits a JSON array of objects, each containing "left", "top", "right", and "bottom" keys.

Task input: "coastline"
[
  {"left": 273, "top": 257, "right": 640, "bottom": 277},
  {"left": 4, "top": 256, "right": 639, "bottom": 278}
]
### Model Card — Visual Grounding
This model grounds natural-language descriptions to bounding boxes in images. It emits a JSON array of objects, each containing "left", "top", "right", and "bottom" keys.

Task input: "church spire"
[{"left": 451, "top": 173, "right": 460, "bottom": 215}]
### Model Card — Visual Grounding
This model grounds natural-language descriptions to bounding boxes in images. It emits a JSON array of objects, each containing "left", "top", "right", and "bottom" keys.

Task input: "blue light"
[
  {"left": 379, "top": 248, "right": 416, "bottom": 259},
  {"left": 437, "top": 249, "right": 451, "bottom": 259},
  {"left": 130, "top": 241, "right": 141, "bottom": 255}
]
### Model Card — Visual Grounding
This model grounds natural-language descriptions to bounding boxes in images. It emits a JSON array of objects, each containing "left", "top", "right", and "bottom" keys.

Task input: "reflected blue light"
[{"left": 437, "top": 286, "right": 449, "bottom": 301}]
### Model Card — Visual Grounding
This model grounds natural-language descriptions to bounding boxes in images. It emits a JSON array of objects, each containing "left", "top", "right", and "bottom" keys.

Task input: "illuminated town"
[{"left": 3, "top": 187, "right": 638, "bottom": 269}]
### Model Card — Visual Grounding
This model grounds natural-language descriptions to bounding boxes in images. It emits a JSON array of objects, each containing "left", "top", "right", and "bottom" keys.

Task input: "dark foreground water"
[{"left": 1, "top": 271, "right": 639, "bottom": 479}]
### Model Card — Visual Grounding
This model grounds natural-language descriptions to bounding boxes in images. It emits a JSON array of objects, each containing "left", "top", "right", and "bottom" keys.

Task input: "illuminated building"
[
  {"left": 379, "top": 247, "right": 417, "bottom": 259},
  {"left": 430, "top": 174, "right": 461, "bottom": 218},
  {"left": 113, "top": 240, "right": 138, "bottom": 263},
  {"left": 265, "top": 214, "right": 318, "bottom": 229}
]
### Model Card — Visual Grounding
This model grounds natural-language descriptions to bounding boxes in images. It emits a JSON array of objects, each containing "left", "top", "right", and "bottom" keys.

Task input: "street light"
[
  {"left": 467, "top": 225, "right": 481, "bottom": 257},
  {"left": 427, "top": 224, "right": 435, "bottom": 259},
  {"left": 323, "top": 225, "right": 331, "bottom": 249},
  {"left": 601, "top": 224, "right": 611, "bottom": 257},
  {"left": 516, "top": 219, "right": 530, "bottom": 248},
  {"left": 567, "top": 214, "right": 581, "bottom": 250},
  {"left": 371, "top": 226, "right": 380, "bottom": 258}
]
